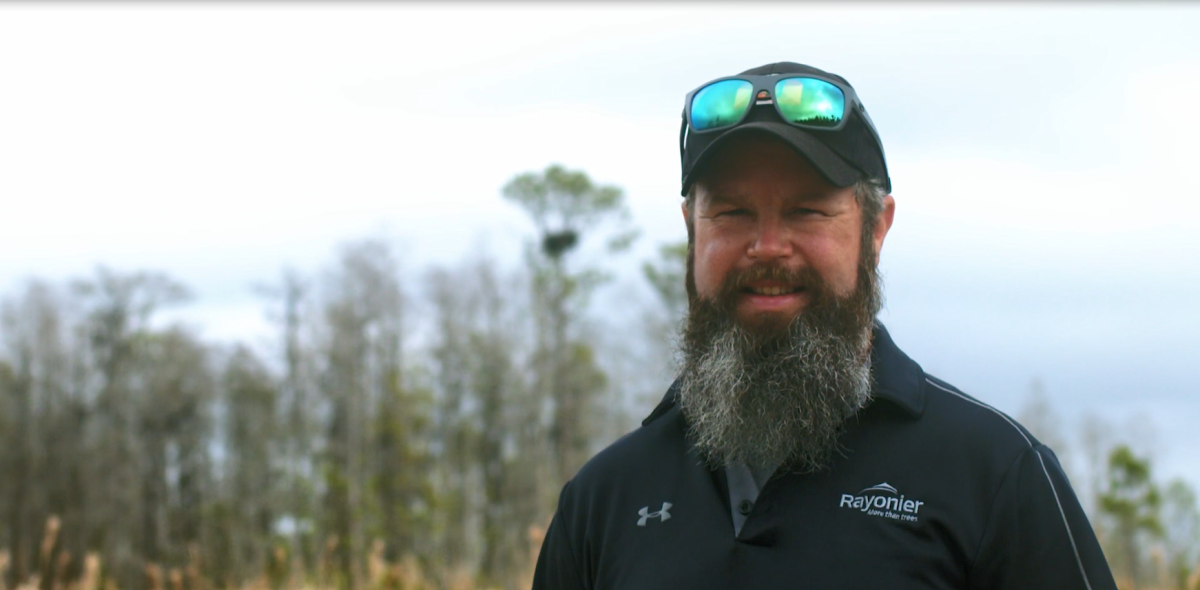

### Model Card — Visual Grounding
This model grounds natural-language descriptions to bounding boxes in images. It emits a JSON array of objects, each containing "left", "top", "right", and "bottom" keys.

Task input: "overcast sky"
[{"left": 2, "top": 3, "right": 1198, "bottom": 488}]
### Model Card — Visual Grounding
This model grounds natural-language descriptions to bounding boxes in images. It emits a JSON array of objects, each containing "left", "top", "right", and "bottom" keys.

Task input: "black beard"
[{"left": 676, "top": 255, "right": 883, "bottom": 474}]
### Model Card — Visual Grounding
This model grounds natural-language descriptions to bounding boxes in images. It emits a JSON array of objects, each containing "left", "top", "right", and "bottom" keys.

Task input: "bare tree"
[
  {"left": 315, "top": 237, "right": 432, "bottom": 588},
  {"left": 221, "top": 345, "right": 279, "bottom": 582},
  {"left": 427, "top": 265, "right": 480, "bottom": 573},
  {"left": 1079, "top": 412, "right": 1115, "bottom": 519},
  {"left": 641, "top": 241, "right": 689, "bottom": 325},
  {"left": 428, "top": 256, "right": 541, "bottom": 589},
  {"left": 73, "top": 268, "right": 189, "bottom": 590},
  {"left": 502, "top": 164, "right": 636, "bottom": 486},
  {"left": 1161, "top": 479, "right": 1200, "bottom": 589},
  {"left": 256, "top": 269, "right": 315, "bottom": 575},
  {"left": 0, "top": 281, "right": 73, "bottom": 588},
  {"left": 633, "top": 240, "right": 689, "bottom": 407}
]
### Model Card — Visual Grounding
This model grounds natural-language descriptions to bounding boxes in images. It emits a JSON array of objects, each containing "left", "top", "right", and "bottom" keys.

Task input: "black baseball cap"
[{"left": 680, "top": 62, "right": 891, "bottom": 196}]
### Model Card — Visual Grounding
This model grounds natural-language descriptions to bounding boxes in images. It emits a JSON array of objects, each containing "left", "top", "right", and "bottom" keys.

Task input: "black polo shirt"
[{"left": 532, "top": 324, "right": 1116, "bottom": 590}]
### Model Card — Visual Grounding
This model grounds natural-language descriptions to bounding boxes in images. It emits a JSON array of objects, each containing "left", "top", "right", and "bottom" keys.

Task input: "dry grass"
[
  {"left": 0, "top": 518, "right": 545, "bottom": 590},
  {"left": 2, "top": 516, "right": 1195, "bottom": 590}
]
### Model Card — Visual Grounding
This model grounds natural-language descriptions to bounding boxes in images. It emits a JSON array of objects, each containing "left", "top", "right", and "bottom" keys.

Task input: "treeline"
[{"left": 0, "top": 166, "right": 687, "bottom": 590}]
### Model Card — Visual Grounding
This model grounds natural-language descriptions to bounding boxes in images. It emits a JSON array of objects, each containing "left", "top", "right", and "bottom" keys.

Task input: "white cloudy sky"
[{"left": 2, "top": 4, "right": 1198, "bottom": 487}]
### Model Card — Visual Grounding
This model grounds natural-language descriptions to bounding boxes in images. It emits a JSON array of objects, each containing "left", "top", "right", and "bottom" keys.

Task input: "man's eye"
[
  {"left": 790, "top": 208, "right": 824, "bottom": 217},
  {"left": 716, "top": 209, "right": 748, "bottom": 217}
]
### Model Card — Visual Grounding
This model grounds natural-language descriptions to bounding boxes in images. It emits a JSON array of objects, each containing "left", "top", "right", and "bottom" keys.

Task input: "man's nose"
[{"left": 747, "top": 216, "right": 793, "bottom": 261}]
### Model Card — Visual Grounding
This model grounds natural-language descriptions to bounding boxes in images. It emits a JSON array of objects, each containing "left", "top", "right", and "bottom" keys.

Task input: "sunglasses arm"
[{"left": 678, "top": 110, "right": 688, "bottom": 162}]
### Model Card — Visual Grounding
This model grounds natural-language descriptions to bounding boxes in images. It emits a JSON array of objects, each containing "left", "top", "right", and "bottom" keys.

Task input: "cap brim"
[{"left": 681, "top": 122, "right": 862, "bottom": 196}]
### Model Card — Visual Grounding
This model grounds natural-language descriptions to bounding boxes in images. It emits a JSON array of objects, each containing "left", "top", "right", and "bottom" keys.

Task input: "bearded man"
[{"left": 531, "top": 62, "right": 1116, "bottom": 590}]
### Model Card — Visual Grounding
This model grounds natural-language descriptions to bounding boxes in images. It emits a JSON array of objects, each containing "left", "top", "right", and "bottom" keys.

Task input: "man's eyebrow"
[
  {"left": 777, "top": 186, "right": 850, "bottom": 207},
  {"left": 701, "top": 192, "right": 745, "bottom": 208}
]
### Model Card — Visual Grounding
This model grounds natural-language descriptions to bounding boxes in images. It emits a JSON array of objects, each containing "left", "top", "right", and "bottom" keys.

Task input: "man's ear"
[
  {"left": 682, "top": 201, "right": 694, "bottom": 241},
  {"left": 872, "top": 194, "right": 896, "bottom": 266}
]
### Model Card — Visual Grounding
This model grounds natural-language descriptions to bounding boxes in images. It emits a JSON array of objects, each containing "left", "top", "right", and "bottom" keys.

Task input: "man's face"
[
  {"left": 684, "top": 132, "right": 894, "bottom": 330},
  {"left": 676, "top": 131, "right": 897, "bottom": 472}
]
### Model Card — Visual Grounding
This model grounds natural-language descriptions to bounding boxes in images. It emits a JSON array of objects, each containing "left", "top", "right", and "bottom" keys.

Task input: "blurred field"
[
  {"left": 2, "top": 519, "right": 1198, "bottom": 590},
  {"left": 0, "top": 519, "right": 546, "bottom": 590}
]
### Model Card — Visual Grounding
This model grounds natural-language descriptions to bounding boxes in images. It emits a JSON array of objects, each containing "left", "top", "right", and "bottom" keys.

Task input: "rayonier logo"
[{"left": 839, "top": 482, "right": 924, "bottom": 523}]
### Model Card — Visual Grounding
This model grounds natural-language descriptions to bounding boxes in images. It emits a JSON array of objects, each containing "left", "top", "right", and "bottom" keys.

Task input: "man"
[{"left": 531, "top": 62, "right": 1116, "bottom": 589}]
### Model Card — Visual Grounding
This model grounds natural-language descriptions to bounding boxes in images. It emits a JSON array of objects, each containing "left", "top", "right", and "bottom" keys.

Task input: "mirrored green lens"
[
  {"left": 774, "top": 77, "right": 845, "bottom": 128},
  {"left": 691, "top": 79, "right": 753, "bottom": 131}
]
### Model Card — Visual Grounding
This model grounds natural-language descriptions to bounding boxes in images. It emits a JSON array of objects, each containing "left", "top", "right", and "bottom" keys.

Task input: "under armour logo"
[{"left": 637, "top": 502, "right": 672, "bottom": 526}]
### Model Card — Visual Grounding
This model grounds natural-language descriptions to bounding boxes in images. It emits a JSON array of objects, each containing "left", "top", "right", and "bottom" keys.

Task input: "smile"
[
  {"left": 746, "top": 285, "right": 801, "bottom": 296},
  {"left": 739, "top": 284, "right": 808, "bottom": 315}
]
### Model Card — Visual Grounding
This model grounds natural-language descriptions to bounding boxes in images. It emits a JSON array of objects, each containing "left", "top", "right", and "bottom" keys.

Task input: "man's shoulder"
[
  {"left": 914, "top": 373, "right": 1043, "bottom": 459},
  {"left": 568, "top": 403, "right": 689, "bottom": 497},
  {"left": 870, "top": 324, "right": 1042, "bottom": 459}
]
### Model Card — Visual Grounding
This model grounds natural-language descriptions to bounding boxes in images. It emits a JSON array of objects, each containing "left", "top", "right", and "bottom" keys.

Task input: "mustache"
[{"left": 714, "top": 264, "right": 830, "bottom": 302}]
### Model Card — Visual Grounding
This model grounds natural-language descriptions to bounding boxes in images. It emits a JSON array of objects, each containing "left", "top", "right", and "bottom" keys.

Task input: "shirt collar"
[
  {"left": 868, "top": 322, "right": 926, "bottom": 418},
  {"left": 643, "top": 321, "right": 926, "bottom": 426}
]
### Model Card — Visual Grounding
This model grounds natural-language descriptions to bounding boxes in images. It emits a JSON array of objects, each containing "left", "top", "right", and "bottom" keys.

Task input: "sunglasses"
[{"left": 684, "top": 73, "right": 872, "bottom": 134}]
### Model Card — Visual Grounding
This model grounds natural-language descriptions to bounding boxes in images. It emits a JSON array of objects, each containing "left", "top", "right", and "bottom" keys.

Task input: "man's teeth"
[{"left": 749, "top": 286, "right": 796, "bottom": 296}]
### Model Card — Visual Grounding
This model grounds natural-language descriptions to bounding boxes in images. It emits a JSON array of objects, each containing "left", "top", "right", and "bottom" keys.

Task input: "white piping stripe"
[
  {"left": 1035, "top": 449, "right": 1095, "bottom": 590},
  {"left": 925, "top": 379, "right": 1031, "bottom": 447},
  {"left": 924, "top": 377, "right": 1094, "bottom": 590}
]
